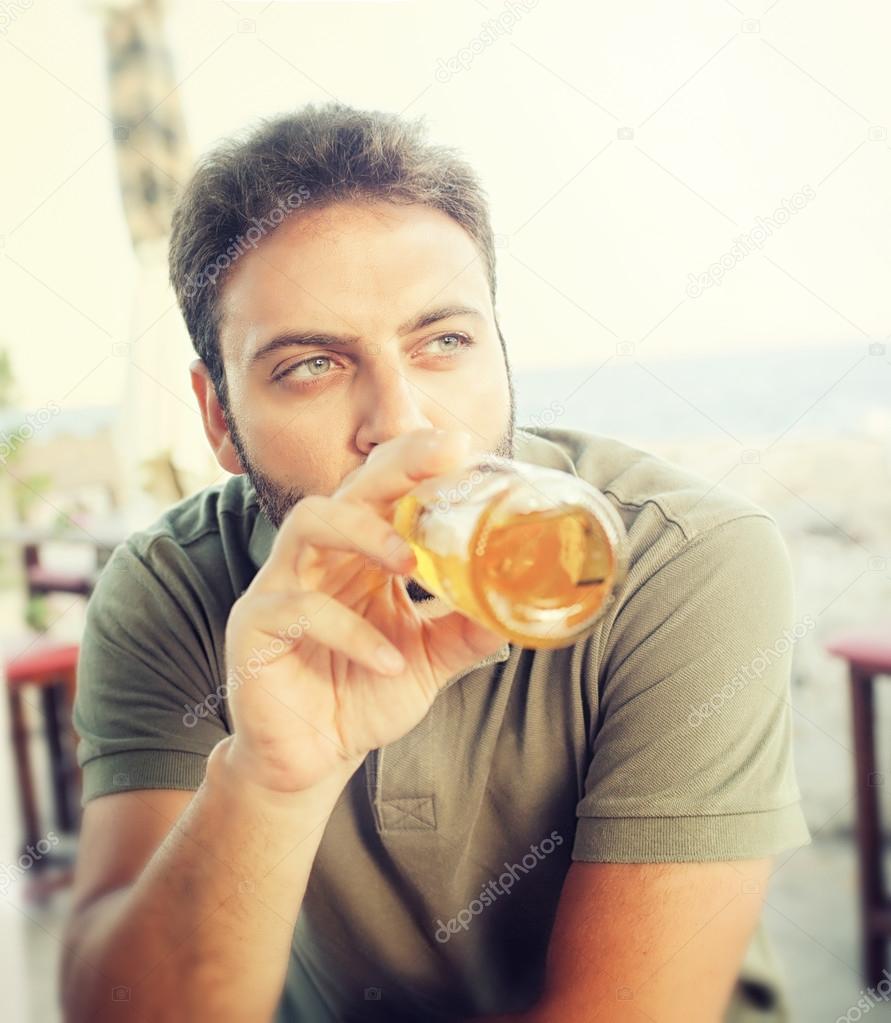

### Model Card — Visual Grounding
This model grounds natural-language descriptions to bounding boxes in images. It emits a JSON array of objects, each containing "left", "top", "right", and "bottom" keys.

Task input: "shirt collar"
[
  {"left": 245, "top": 428, "right": 574, "bottom": 674},
  {"left": 247, "top": 498, "right": 276, "bottom": 570}
]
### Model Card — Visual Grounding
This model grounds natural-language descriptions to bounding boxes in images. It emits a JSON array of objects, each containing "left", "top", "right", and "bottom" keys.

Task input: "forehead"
[{"left": 218, "top": 200, "right": 492, "bottom": 367}]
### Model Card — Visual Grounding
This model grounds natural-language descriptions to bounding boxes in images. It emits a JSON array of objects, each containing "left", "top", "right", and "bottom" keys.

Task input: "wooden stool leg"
[
  {"left": 7, "top": 686, "right": 41, "bottom": 856},
  {"left": 41, "top": 681, "right": 73, "bottom": 833},
  {"left": 849, "top": 666, "right": 888, "bottom": 987}
]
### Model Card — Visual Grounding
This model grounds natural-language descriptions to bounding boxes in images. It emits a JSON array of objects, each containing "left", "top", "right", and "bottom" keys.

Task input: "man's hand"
[{"left": 223, "top": 426, "right": 506, "bottom": 795}]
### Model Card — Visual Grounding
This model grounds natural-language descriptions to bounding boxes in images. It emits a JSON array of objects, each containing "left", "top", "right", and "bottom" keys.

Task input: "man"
[{"left": 62, "top": 102, "right": 810, "bottom": 1022}]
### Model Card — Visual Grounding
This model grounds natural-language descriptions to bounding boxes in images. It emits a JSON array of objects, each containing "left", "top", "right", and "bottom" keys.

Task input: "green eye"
[
  {"left": 304, "top": 356, "right": 333, "bottom": 375},
  {"left": 427, "top": 333, "right": 474, "bottom": 355},
  {"left": 275, "top": 355, "right": 336, "bottom": 382}
]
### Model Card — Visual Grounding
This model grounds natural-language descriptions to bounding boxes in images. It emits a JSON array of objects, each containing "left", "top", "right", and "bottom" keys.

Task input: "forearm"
[{"left": 63, "top": 737, "right": 357, "bottom": 1022}]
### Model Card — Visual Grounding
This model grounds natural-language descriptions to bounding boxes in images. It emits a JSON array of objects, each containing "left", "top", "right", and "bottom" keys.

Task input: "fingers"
[
  {"left": 256, "top": 428, "right": 486, "bottom": 593},
  {"left": 257, "top": 494, "right": 416, "bottom": 592},
  {"left": 232, "top": 589, "right": 407, "bottom": 676},
  {"left": 337, "top": 428, "right": 482, "bottom": 507},
  {"left": 423, "top": 607, "right": 508, "bottom": 678}
]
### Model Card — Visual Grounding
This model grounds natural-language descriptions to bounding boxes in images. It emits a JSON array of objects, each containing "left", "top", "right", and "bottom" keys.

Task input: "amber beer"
[{"left": 391, "top": 455, "right": 629, "bottom": 649}]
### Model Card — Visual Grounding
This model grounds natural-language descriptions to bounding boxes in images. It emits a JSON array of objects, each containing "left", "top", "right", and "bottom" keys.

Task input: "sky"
[{"left": 0, "top": 0, "right": 888, "bottom": 449}]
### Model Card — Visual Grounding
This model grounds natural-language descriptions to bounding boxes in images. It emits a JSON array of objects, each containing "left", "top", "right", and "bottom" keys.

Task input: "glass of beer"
[{"left": 390, "top": 454, "right": 629, "bottom": 649}]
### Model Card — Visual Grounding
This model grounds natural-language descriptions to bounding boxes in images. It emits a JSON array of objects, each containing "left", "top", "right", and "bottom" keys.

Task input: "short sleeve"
[
  {"left": 73, "top": 538, "right": 230, "bottom": 805},
  {"left": 572, "top": 513, "right": 812, "bottom": 863}
]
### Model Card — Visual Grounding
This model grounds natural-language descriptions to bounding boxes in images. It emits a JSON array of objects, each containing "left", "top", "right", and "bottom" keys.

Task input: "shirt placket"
[{"left": 365, "top": 645, "right": 510, "bottom": 836}]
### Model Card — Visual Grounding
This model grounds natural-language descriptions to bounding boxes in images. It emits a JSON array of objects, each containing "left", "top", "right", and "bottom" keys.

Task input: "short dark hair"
[{"left": 168, "top": 101, "right": 498, "bottom": 410}]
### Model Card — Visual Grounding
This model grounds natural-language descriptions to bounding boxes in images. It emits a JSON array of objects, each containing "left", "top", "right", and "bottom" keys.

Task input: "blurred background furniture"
[
  {"left": 0, "top": 524, "right": 123, "bottom": 602},
  {"left": 827, "top": 622, "right": 891, "bottom": 988},
  {"left": 0, "top": 520, "right": 125, "bottom": 903},
  {"left": 3, "top": 637, "right": 81, "bottom": 900}
]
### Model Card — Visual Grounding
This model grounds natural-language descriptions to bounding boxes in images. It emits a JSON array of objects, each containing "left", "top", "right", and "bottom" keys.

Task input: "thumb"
[{"left": 424, "top": 610, "right": 508, "bottom": 681}]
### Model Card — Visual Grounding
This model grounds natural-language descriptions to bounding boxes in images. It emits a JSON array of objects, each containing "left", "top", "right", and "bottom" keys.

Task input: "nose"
[{"left": 354, "top": 359, "right": 433, "bottom": 455}]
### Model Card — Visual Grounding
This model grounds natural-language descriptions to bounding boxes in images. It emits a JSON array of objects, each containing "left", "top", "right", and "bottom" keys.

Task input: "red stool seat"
[
  {"left": 826, "top": 624, "right": 891, "bottom": 675},
  {"left": 6, "top": 642, "right": 80, "bottom": 686}
]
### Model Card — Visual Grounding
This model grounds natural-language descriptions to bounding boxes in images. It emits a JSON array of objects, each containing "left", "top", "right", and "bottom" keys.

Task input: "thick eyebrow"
[{"left": 249, "top": 304, "right": 484, "bottom": 368}]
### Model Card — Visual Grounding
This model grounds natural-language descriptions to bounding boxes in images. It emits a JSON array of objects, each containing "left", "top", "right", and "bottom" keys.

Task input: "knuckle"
[
  {"left": 290, "top": 588, "right": 326, "bottom": 620},
  {"left": 277, "top": 599, "right": 312, "bottom": 639},
  {"left": 229, "top": 591, "right": 250, "bottom": 624}
]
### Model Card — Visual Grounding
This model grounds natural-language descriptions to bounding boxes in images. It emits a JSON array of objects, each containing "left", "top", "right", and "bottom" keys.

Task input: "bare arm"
[
  {"left": 468, "top": 858, "right": 771, "bottom": 1023},
  {"left": 61, "top": 739, "right": 357, "bottom": 1023}
]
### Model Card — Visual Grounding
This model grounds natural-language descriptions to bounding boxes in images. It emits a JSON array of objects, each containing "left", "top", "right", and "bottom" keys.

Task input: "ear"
[{"left": 189, "top": 358, "right": 244, "bottom": 475}]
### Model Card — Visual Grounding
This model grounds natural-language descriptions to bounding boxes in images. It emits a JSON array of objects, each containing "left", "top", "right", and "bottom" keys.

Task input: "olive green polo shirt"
[{"left": 73, "top": 425, "right": 811, "bottom": 1022}]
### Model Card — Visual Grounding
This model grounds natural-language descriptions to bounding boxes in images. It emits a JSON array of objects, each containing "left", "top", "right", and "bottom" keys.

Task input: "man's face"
[{"left": 202, "top": 199, "right": 515, "bottom": 600}]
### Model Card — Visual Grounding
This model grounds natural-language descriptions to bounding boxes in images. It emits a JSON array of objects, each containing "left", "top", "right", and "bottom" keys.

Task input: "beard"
[{"left": 222, "top": 371, "right": 517, "bottom": 604}]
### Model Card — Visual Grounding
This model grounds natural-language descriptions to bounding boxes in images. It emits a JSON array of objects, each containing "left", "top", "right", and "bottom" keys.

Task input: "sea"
[
  {"left": 513, "top": 344, "right": 890, "bottom": 446},
  {"left": 1, "top": 344, "right": 887, "bottom": 450}
]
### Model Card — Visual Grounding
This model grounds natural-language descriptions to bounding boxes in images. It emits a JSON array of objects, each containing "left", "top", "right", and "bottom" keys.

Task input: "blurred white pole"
[{"left": 91, "top": 0, "right": 219, "bottom": 524}]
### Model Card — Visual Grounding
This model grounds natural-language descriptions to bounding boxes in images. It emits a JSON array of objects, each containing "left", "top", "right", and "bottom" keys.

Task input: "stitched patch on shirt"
[{"left": 379, "top": 796, "right": 436, "bottom": 831}]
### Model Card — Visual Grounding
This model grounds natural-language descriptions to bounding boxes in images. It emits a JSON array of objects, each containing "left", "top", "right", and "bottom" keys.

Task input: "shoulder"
[
  {"left": 128, "top": 471, "right": 257, "bottom": 555},
  {"left": 520, "top": 425, "right": 772, "bottom": 540},
  {"left": 518, "top": 425, "right": 783, "bottom": 568},
  {"left": 518, "top": 427, "right": 793, "bottom": 659},
  {"left": 97, "top": 473, "right": 262, "bottom": 606}
]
